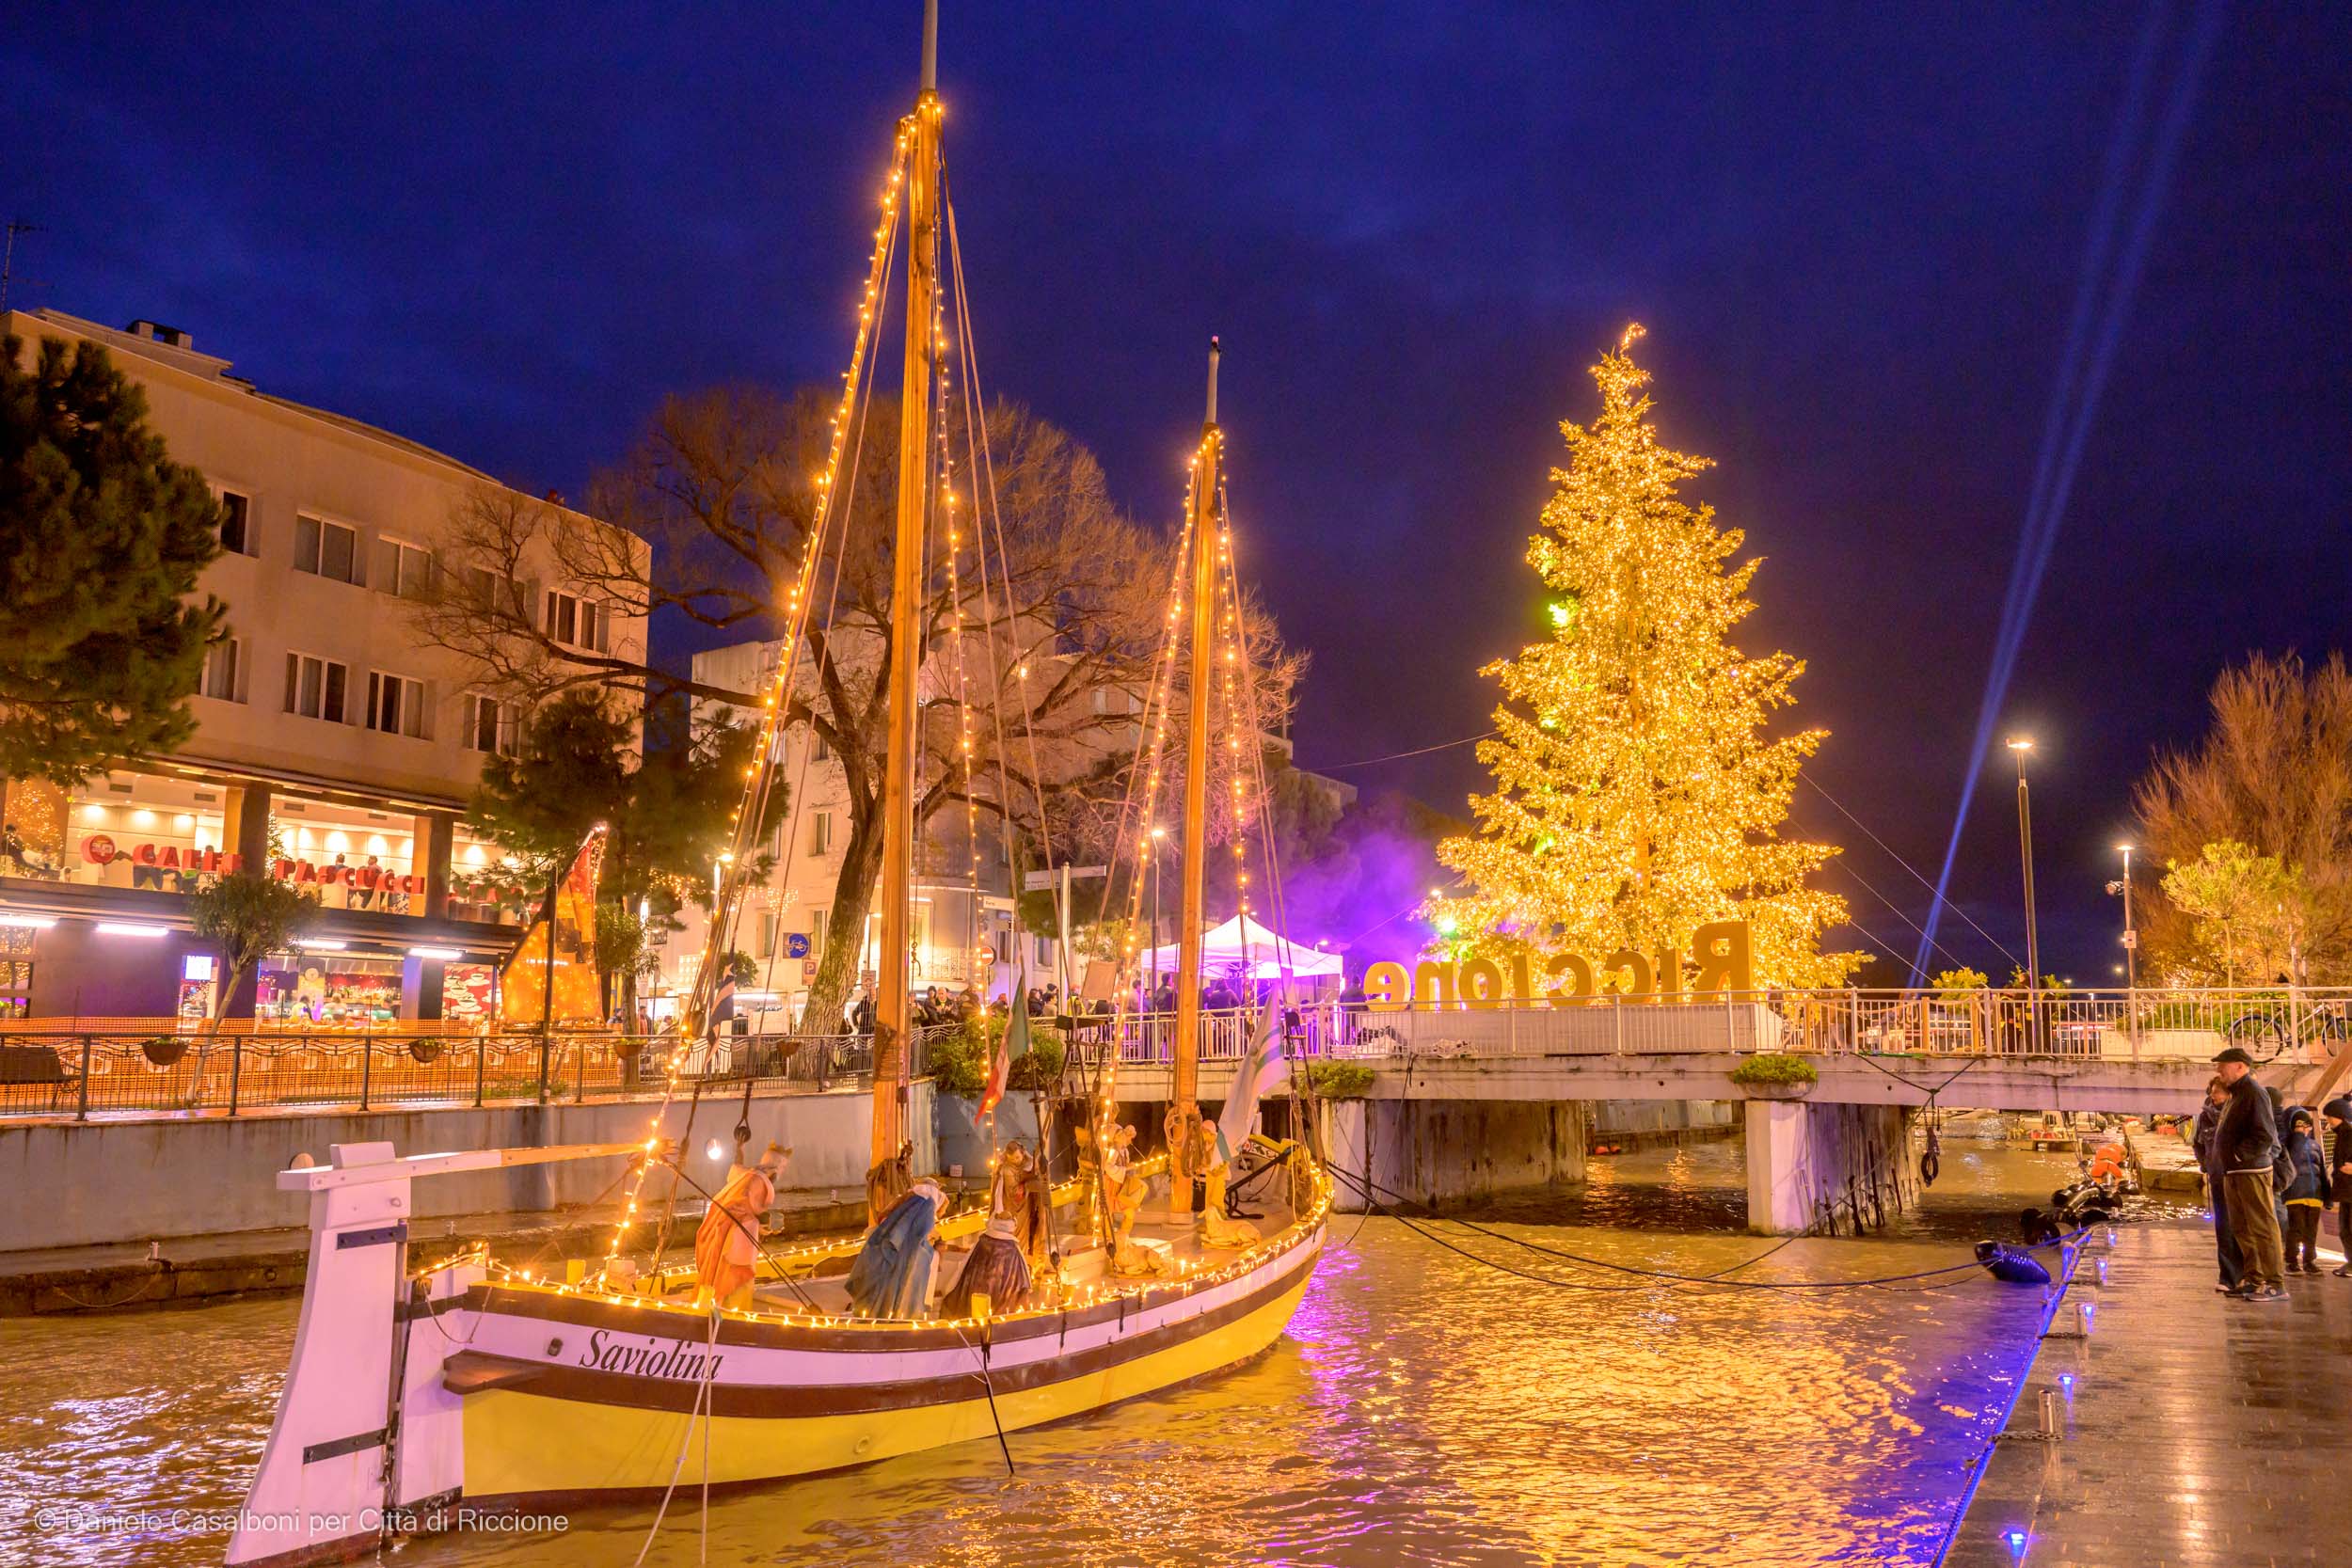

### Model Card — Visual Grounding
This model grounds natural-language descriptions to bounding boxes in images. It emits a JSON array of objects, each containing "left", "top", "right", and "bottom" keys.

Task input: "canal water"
[{"left": 2, "top": 1138, "right": 2116, "bottom": 1567}]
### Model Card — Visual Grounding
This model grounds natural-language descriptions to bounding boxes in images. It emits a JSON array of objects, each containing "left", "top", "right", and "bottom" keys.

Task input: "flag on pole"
[
  {"left": 1215, "top": 1001, "right": 1285, "bottom": 1164},
  {"left": 980, "top": 955, "right": 1025, "bottom": 1120},
  {"left": 708, "top": 970, "right": 737, "bottom": 1041}
]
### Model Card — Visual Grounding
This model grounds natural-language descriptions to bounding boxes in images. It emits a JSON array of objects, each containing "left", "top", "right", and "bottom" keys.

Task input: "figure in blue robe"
[{"left": 847, "top": 1180, "right": 942, "bottom": 1319}]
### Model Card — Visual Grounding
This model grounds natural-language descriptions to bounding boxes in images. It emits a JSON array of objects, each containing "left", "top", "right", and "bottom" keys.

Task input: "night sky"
[{"left": 11, "top": 4, "right": 2347, "bottom": 982}]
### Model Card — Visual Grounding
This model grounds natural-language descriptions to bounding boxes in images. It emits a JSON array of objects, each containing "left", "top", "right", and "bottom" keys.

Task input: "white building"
[{"left": 0, "top": 309, "right": 647, "bottom": 1025}]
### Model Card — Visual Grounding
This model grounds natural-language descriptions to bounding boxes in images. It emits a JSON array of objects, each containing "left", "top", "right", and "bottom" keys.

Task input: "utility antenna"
[{"left": 0, "top": 219, "right": 43, "bottom": 312}]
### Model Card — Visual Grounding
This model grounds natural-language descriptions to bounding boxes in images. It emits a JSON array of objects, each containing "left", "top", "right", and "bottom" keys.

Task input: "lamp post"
[
  {"left": 2113, "top": 844, "right": 2137, "bottom": 992},
  {"left": 2007, "top": 737, "right": 2040, "bottom": 1048}
]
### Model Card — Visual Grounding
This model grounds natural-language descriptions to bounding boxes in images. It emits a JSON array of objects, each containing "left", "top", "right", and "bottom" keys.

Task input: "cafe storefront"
[{"left": 0, "top": 768, "right": 525, "bottom": 1024}]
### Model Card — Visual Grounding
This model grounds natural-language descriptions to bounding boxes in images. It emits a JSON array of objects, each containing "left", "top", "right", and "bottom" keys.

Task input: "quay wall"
[
  {"left": 0, "top": 1085, "right": 931, "bottom": 1254},
  {"left": 1590, "top": 1098, "right": 1738, "bottom": 1147},
  {"left": 1743, "top": 1098, "right": 1915, "bottom": 1235},
  {"left": 1322, "top": 1098, "right": 1587, "bottom": 1213}
]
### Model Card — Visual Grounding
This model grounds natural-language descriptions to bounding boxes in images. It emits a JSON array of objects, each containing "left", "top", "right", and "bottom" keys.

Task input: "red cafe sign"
[
  {"left": 83, "top": 834, "right": 244, "bottom": 875},
  {"left": 81, "top": 834, "right": 422, "bottom": 895}
]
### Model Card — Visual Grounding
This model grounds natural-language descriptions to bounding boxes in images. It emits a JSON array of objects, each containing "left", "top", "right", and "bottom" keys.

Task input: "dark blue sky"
[{"left": 10, "top": 3, "right": 2347, "bottom": 980}]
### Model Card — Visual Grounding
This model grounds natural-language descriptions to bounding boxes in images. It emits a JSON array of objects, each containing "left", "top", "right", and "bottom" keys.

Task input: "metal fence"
[
  {"left": 0, "top": 1026, "right": 926, "bottom": 1120},
  {"left": 1109, "top": 988, "right": 2352, "bottom": 1067},
  {"left": 5, "top": 989, "right": 2341, "bottom": 1119}
]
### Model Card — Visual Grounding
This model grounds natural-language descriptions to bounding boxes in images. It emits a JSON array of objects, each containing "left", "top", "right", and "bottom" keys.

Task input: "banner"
[{"left": 499, "top": 829, "right": 606, "bottom": 1027}]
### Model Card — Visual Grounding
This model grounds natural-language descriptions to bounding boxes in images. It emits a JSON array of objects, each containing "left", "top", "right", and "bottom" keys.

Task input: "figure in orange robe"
[{"left": 694, "top": 1142, "right": 789, "bottom": 1309}]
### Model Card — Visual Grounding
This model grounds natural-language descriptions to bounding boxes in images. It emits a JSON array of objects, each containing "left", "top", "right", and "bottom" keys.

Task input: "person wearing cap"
[{"left": 2211, "top": 1046, "right": 2287, "bottom": 1301}]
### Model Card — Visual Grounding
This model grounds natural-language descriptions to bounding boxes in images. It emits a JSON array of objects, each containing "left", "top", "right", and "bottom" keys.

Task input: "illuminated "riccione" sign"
[{"left": 1363, "top": 920, "right": 1752, "bottom": 1009}]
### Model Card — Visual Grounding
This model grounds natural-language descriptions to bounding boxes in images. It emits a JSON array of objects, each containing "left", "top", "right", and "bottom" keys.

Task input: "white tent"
[{"left": 1141, "top": 913, "right": 1343, "bottom": 981}]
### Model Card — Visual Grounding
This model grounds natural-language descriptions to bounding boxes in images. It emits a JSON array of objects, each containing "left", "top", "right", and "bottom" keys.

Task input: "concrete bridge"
[{"left": 1104, "top": 996, "right": 2344, "bottom": 1234}]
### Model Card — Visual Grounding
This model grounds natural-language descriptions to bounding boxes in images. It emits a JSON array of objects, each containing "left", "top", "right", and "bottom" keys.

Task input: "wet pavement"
[{"left": 1947, "top": 1217, "right": 2352, "bottom": 1568}]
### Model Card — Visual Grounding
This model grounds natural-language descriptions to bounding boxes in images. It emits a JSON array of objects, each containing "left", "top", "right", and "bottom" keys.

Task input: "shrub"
[
  {"left": 1308, "top": 1060, "right": 1375, "bottom": 1099},
  {"left": 1729, "top": 1052, "right": 1818, "bottom": 1088}
]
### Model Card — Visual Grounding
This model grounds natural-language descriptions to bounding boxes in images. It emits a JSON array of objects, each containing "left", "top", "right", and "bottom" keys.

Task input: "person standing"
[
  {"left": 2192, "top": 1077, "right": 2243, "bottom": 1293},
  {"left": 2211, "top": 1047, "right": 2287, "bottom": 1301},
  {"left": 2280, "top": 1107, "right": 2328, "bottom": 1275},
  {"left": 2325, "top": 1095, "right": 2352, "bottom": 1278}
]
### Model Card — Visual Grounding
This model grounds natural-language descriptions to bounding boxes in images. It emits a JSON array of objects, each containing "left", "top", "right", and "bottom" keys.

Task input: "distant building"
[{"left": 0, "top": 309, "right": 647, "bottom": 1025}]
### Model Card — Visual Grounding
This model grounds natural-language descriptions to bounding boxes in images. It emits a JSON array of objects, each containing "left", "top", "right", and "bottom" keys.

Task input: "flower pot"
[
  {"left": 141, "top": 1037, "right": 189, "bottom": 1069},
  {"left": 407, "top": 1039, "right": 443, "bottom": 1065},
  {"left": 1736, "top": 1079, "right": 1813, "bottom": 1101}
]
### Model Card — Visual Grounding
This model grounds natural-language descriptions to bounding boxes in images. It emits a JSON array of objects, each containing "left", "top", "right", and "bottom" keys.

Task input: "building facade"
[{"left": 0, "top": 310, "right": 647, "bottom": 1027}]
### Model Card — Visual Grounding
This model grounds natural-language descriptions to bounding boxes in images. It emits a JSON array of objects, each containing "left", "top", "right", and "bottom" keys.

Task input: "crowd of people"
[{"left": 2190, "top": 1044, "right": 2352, "bottom": 1301}]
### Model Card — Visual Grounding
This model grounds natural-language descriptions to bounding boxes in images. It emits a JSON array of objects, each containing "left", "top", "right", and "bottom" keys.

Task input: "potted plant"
[{"left": 1729, "top": 1052, "right": 1817, "bottom": 1099}]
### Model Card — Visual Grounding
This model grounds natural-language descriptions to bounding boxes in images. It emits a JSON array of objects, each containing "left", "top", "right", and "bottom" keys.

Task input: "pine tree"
[
  {"left": 1435, "top": 326, "right": 1857, "bottom": 990},
  {"left": 0, "top": 335, "right": 224, "bottom": 784}
]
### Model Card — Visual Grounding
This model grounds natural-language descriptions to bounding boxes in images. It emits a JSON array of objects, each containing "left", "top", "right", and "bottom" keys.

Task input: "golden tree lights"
[{"left": 1433, "top": 325, "right": 1858, "bottom": 990}]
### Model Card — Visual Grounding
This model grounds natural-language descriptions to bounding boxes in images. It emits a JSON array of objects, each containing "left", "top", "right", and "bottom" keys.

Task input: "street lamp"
[
  {"left": 2006, "top": 737, "right": 2040, "bottom": 1045},
  {"left": 2109, "top": 844, "right": 2137, "bottom": 995}
]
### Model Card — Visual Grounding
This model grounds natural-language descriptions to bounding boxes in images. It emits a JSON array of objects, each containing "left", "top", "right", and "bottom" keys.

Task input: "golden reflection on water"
[{"left": 0, "top": 1144, "right": 2077, "bottom": 1566}]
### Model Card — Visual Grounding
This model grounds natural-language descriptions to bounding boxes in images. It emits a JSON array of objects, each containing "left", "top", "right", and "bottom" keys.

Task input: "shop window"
[
  {"left": 366, "top": 672, "right": 428, "bottom": 739},
  {"left": 257, "top": 951, "right": 403, "bottom": 1030},
  {"left": 461, "top": 693, "right": 516, "bottom": 754},
  {"left": 217, "top": 489, "right": 254, "bottom": 556},
  {"left": 294, "top": 515, "right": 362, "bottom": 584},
  {"left": 284, "top": 652, "right": 350, "bottom": 722},
  {"left": 202, "top": 637, "right": 243, "bottom": 702}
]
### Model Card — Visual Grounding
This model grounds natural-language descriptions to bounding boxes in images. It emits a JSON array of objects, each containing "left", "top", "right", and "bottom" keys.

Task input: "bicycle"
[{"left": 2225, "top": 998, "right": 2351, "bottom": 1063}]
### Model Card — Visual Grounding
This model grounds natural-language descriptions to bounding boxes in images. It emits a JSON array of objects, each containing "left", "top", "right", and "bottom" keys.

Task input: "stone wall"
[
  {"left": 1321, "top": 1098, "right": 1587, "bottom": 1213},
  {"left": 0, "top": 1083, "right": 934, "bottom": 1253}
]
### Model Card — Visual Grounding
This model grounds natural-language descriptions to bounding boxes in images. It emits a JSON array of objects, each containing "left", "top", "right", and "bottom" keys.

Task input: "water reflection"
[{"left": 1, "top": 1145, "right": 2090, "bottom": 1567}]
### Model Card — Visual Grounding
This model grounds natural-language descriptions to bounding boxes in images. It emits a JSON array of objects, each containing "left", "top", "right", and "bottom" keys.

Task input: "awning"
[{"left": 1140, "top": 913, "right": 1343, "bottom": 980}]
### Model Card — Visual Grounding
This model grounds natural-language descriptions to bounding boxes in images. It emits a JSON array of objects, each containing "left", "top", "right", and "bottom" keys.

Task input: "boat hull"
[{"left": 460, "top": 1260, "right": 1315, "bottom": 1501}]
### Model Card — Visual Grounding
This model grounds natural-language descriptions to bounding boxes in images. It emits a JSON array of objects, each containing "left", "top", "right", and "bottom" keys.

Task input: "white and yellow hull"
[{"left": 227, "top": 1138, "right": 1327, "bottom": 1567}]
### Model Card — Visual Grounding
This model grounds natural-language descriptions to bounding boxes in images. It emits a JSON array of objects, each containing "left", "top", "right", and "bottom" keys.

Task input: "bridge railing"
[{"left": 1103, "top": 988, "right": 2352, "bottom": 1069}]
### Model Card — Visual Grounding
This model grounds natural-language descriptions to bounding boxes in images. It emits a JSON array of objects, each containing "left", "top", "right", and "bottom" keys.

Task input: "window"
[
  {"left": 809, "top": 908, "right": 828, "bottom": 958},
  {"left": 201, "top": 637, "right": 242, "bottom": 702},
  {"left": 283, "top": 653, "right": 349, "bottom": 722},
  {"left": 217, "top": 490, "right": 253, "bottom": 556},
  {"left": 294, "top": 515, "right": 362, "bottom": 584},
  {"left": 461, "top": 693, "right": 515, "bottom": 754},
  {"left": 811, "top": 730, "right": 832, "bottom": 762},
  {"left": 376, "top": 539, "right": 436, "bottom": 600},
  {"left": 808, "top": 810, "right": 832, "bottom": 857},
  {"left": 755, "top": 911, "right": 778, "bottom": 960},
  {"left": 543, "top": 590, "right": 608, "bottom": 652},
  {"left": 365, "top": 672, "right": 427, "bottom": 738}
]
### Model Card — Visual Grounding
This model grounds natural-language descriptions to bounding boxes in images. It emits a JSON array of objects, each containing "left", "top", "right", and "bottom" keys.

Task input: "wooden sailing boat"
[{"left": 226, "top": 8, "right": 1326, "bottom": 1564}]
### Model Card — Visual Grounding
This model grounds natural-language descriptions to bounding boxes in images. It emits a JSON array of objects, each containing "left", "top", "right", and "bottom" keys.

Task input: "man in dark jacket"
[
  {"left": 2325, "top": 1095, "right": 2352, "bottom": 1278},
  {"left": 2212, "top": 1047, "right": 2287, "bottom": 1300},
  {"left": 2191, "top": 1078, "right": 2242, "bottom": 1291}
]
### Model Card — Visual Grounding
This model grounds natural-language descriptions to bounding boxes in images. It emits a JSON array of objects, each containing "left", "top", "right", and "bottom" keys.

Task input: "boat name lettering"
[{"left": 577, "top": 1328, "right": 726, "bottom": 1382}]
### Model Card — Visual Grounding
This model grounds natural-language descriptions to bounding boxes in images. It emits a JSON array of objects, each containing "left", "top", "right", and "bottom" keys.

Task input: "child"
[{"left": 2281, "top": 1107, "right": 2328, "bottom": 1275}]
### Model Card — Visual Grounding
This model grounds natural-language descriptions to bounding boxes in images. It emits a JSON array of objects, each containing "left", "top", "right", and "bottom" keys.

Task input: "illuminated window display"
[
  {"left": 256, "top": 951, "right": 403, "bottom": 1029},
  {"left": 270, "top": 796, "right": 421, "bottom": 914}
]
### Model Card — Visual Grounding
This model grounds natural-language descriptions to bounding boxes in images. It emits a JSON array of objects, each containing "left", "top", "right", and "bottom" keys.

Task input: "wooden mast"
[
  {"left": 1170, "top": 337, "right": 1222, "bottom": 1208},
  {"left": 873, "top": 0, "right": 942, "bottom": 1173}
]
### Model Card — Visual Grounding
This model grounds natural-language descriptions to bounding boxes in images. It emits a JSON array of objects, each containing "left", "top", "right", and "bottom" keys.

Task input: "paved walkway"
[{"left": 1946, "top": 1217, "right": 2351, "bottom": 1567}]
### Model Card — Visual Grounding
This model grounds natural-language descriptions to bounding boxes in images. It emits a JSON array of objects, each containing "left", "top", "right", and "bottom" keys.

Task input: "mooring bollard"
[{"left": 2037, "top": 1388, "right": 2062, "bottom": 1438}]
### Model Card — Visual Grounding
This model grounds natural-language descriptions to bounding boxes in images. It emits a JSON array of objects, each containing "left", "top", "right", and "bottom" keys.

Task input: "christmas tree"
[{"left": 1435, "top": 325, "right": 1857, "bottom": 990}]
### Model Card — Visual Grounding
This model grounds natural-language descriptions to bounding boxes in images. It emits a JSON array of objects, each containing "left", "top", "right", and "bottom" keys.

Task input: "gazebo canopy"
[{"left": 1141, "top": 913, "right": 1343, "bottom": 981}]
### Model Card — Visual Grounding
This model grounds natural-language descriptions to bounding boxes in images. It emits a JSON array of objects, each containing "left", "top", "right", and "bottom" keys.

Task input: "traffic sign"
[
  {"left": 1022, "top": 864, "right": 1106, "bottom": 891},
  {"left": 785, "top": 932, "right": 812, "bottom": 959}
]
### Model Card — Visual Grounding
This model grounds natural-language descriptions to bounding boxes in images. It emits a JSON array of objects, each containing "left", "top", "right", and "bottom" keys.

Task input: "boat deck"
[{"left": 744, "top": 1178, "right": 1306, "bottom": 1320}]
